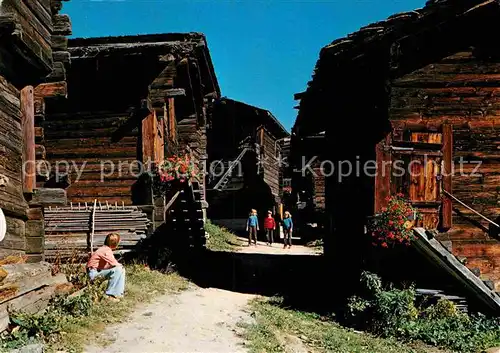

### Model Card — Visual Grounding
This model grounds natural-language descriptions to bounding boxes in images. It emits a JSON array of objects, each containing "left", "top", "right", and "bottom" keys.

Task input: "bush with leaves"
[{"left": 345, "top": 271, "right": 500, "bottom": 353}]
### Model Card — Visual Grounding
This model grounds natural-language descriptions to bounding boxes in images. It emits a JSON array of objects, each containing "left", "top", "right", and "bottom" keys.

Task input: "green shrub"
[{"left": 346, "top": 271, "right": 500, "bottom": 353}]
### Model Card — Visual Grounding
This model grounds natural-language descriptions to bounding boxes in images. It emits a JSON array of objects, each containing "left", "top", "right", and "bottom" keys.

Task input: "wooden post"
[
  {"left": 90, "top": 199, "right": 97, "bottom": 254},
  {"left": 441, "top": 124, "right": 453, "bottom": 231},
  {"left": 21, "top": 86, "right": 35, "bottom": 194},
  {"left": 374, "top": 135, "right": 391, "bottom": 213},
  {"left": 142, "top": 111, "right": 156, "bottom": 165}
]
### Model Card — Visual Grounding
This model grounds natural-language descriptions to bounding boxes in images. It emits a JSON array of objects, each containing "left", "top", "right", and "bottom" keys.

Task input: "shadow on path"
[{"left": 177, "top": 247, "right": 331, "bottom": 314}]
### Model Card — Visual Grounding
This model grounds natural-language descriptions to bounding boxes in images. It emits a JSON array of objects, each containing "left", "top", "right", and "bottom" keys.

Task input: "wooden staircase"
[
  {"left": 208, "top": 144, "right": 250, "bottom": 192},
  {"left": 413, "top": 228, "right": 500, "bottom": 315},
  {"left": 166, "top": 180, "right": 206, "bottom": 249}
]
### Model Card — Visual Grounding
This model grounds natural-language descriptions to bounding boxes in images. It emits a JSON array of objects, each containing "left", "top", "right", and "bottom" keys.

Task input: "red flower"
[{"left": 381, "top": 242, "right": 388, "bottom": 248}]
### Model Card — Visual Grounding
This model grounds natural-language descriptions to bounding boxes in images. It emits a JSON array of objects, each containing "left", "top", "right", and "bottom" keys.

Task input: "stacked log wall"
[
  {"left": 260, "top": 128, "right": 280, "bottom": 203},
  {"left": 0, "top": 0, "right": 71, "bottom": 260},
  {"left": 43, "top": 111, "right": 139, "bottom": 206},
  {"left": 0, "top": 77, "right": 29, "bottom": 254},
  {"left": 0, "top": 0, "right": 54, "bottom": 80},
  {"left": 390, "top": 50, "right": 500, "bottom": 289}
]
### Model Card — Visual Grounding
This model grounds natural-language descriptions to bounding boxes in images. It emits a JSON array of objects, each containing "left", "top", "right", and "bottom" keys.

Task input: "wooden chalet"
[
  {"left": 288, "top": 129, "right": 326, "bottom": 240},
  {"left": 0, "top": 0, "right": 71, "bottom": 261},
  {"left": 207, "top": 98, "right": 289, "bottom": 233},
  {"left": 293, "top": 0, "right": 500, "bottom": 301},
  {"left": 41, "top": 33, "right": 220, "bottom": 255}
]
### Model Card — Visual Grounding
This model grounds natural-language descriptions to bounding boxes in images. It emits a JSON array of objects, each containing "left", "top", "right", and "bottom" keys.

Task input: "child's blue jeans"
[{"left": 88, "top": 266, "right": 125, "bottom": 297}]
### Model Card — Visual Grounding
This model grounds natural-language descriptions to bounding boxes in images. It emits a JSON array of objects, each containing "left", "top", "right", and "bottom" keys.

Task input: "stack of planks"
[
  {"left": 0, "top": 260, "right": 69, "bottom": 332},
  {"left": 44, "top": 204, "right": 151, "bottom": 259}
]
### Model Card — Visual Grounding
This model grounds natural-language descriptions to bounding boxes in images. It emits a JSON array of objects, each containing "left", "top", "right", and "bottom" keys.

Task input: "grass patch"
[
  {"left": 345, "top": 271, "right": 500, "bottom": 353},
  {"left": 242, "top": 297, "right": 449, "bottom": 353},
  {"left": 306, "top": 239, "right": 324, "bottom": 250},
  {"left": 205, "top": 221, "right": 244, "bottom": 251},
  {"left": 1, "top": 264, "right": 189, "bottom": 353}
]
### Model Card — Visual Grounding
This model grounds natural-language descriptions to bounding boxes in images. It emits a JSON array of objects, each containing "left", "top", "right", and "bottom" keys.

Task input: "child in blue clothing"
[
  {"left": 282, "top": 211, "right": 293, "bottom": 249},
  {"left": 246, "top": 209, "right": 259, "bottom": 246}
]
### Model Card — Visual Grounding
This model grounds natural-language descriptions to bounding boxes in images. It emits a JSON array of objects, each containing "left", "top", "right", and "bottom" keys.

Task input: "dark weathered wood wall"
[
  {"left": 0, "top": 77, "right": 28, "bottom": 254},
  {"left": 390, "top": 50, "right": 500, "bottom": 289},
  {"left": 0, "top": 0, "right": 71, "bottom": 260},
  {"left": 260, "top": 128, "right": 280, "bottom": 200},
  {"left": 44, "top": 111, "right": 139, "bottom": 205}
]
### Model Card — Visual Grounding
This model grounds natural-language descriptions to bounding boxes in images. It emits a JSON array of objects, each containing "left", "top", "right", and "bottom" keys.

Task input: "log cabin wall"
[
  {"left": 0, "top": 0, "right": 71, "bottom": 261},
  {"left": 43, "top": 34, "right": 220, "bottom": 233},
  {"left": 390, "top": 50, "right": 500, "bottom": 290},
  {"left": 259, "top": 127, "right": 281, "bottom": 202},
  {"left": 43, "top": 110, "right": 139, "bottom": 206},
  {"left": 292, "top": 0, "right": 500, "bottom": 303},
  {"left": 207, "top": 98, "right": 289, "bottom": 225},
  {"left": 289, "top": 130, "right": 326, "bottom": 238},
  {"left": 0, "top": 78, "right": 29, "bottom": 256}
]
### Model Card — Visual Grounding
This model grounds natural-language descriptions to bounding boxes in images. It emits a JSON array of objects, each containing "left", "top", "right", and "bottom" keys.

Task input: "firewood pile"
[
  {"left": 44, "top": 204, "right": 152, "bottom": 259},
  {"left": 0, "top": 255, "right": 69, "bottom": 332}
]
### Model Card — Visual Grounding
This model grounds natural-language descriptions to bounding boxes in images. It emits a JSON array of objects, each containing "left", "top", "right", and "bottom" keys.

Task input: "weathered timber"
[
  {"left": 51, "top": 35, "right": 67, "bottom": 50},
  {"left": 30, "top": 188, "right": 66, "bottom": 206},
  {"left": 52, "top": 14, "right": 71, "bottom": 35},
  {"left": 43, "top": 206, "right": 151, "bottom": 258},
  {"left": 45, "top": 61, "right": 66, "bottom": 82},
  {"left": 0, "top": 267, "right": 68, "bottom": 332},
  {"left": 21, "top": 86, "right": 35, "bottom": 194},
  {"left": 52, "top": 51, "right": 70, "bottom": 65},
  {"left": 0, "top": 262, "right": 52, "bottom": 302},
  {"left": 164, "top": 88, "right": 186, "bottom": 97},
  {"left": 34, "top": 81, "right": 67, "bottom": 98},
  {"left": 413, "top": 228, "right": 500, "bottom": 315}
]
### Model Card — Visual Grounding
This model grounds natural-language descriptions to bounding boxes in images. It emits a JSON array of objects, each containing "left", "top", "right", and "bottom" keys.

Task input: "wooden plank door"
[
  {"left": 375, "top": 125, "right": 453, "bottom": 231},
  {"left": 142, "top": 110, "right": 165, "bottom": 166}
]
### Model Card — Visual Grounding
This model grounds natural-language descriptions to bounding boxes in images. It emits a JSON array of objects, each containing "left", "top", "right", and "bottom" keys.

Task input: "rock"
[
  {"left": 0, "top": 267, "right": 7, "bottom": 283},
  {"left": 9, "top": 343, "right": 44, "bottom": 353},
  {"left": 483, "top": 347, "right": 500, "bottom": 353}
]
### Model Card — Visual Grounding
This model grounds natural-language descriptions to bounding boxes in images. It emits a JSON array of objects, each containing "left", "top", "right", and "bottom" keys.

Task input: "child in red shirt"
[{"left": 264, "top": 210, "right": 276, "bottom": 246}]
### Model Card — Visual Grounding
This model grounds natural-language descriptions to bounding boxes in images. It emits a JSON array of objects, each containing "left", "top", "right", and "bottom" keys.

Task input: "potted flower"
[
  {"left": 367, "top": 194, "right": 419, "bottom": 249},
  {"left": 152, "top": 154, "right": 203, "bottom": 197}
]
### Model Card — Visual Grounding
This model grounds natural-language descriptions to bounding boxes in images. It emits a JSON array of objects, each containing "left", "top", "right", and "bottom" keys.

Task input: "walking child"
[
  {"left": 282, "top": 211, "right": 293, "bottom": 249},
  {"left": 264, "top": 210, "right": 276, "bottom": 246},
  {"left": 246, "top": 209, "right": 259, "bottom": 246}
]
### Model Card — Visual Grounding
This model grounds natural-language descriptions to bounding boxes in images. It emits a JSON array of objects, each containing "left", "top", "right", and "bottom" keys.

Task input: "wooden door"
[
  {"left": 142, "top": 110, "right": 165, "bottom": 166},
  {"left": 375, "top": 125, "right": 453, "bottom": 231}
]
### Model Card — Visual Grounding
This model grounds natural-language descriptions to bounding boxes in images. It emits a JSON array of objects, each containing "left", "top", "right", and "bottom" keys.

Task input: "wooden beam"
[
  {"left": 164, "top": 88, "right": 185, "bottom": 97},
  {"left": 34, "top": 81, "right": 67, "bottom": 99},
  {"left": 21, "top": 86, "right": 35, "bottom": 194},
  {"left": 51, "top": 35, "right": 67, "bottom": 50},
  {"left": 52, "top": 14, "right": 71, "bottom": 35},
  {"left": 30, "top": 188, "right": 67, "bottom": 207},
  {"left": 374, "top": 135, "right": 391, "bottom": 213},
  {"left": 111, "top": 99, "right": 152, "bottom": 143},
  {"left": 167, "top": 98, "right": 177, "bottom": 143},
  {"left": 441, "top": 123, "right": 453, "bottom": 231},
  {"left": 142, "top": 111, "right": 156, "bottom": 164}
]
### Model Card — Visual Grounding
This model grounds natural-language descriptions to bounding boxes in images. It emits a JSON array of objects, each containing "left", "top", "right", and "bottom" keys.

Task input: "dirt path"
[
  {"left": 85, "top": 286, "right": 255, "bottom": 353},
  {"left": 236, "top": 237, "right": 322, "bottom": 256},
  {"left": 85, "top": 240, "right": 318, "bottom": 352}
]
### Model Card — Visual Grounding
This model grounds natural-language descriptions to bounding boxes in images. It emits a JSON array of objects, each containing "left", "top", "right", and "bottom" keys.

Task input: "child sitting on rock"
[{"left": 86, "top": 233, "right": 125, "bottom": 301}]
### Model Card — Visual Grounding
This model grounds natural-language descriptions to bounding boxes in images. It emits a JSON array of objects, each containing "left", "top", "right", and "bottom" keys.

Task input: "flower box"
[
  {"left": 151, "top": 154, "right": 203, "bottom": 197},
  {"left": 367, "top": 194, "right": 420, "bottom": 248}
]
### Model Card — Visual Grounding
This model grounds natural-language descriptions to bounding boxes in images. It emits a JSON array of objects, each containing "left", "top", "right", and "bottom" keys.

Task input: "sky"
[{"left": 64, "top": 0, "right": 426, "bottom": 131}]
